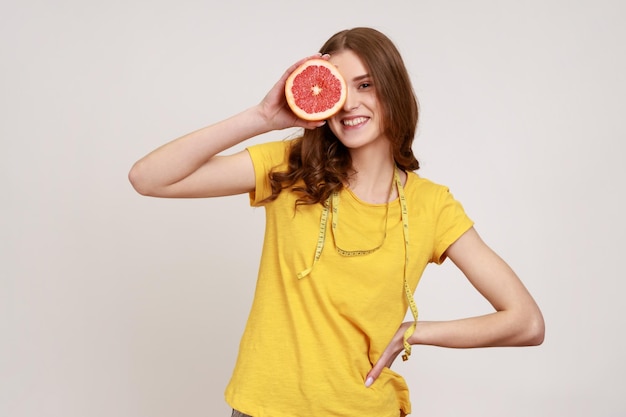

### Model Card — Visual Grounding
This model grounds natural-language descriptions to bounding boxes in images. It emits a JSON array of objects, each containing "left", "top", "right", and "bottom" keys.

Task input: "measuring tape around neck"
[{"left": 297, "top": 170, "right": 418, "bottom": 361}]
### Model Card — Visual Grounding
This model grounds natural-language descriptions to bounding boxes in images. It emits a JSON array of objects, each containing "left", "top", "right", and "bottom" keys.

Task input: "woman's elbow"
[
  {"left": 521, "top": 308, "right": 545, "bottom": 346},
  {"left": 128, "top": 162, "right": 155, "bottom": 196}
]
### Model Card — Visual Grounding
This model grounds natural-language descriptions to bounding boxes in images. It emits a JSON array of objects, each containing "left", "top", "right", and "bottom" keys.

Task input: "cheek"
[{"left": 327, "top": 118, "right": 342, "bottom": 136}]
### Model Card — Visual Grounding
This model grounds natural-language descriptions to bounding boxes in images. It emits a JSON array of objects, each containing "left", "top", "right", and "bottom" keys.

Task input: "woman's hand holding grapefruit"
[{"left": 257, "top": 54, "right": 331, "bottom": 131}]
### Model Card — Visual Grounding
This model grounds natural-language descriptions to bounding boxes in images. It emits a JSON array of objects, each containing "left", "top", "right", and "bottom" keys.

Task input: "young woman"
[{"left": 129, "top": 27, "right": 544, "bottom": 417}]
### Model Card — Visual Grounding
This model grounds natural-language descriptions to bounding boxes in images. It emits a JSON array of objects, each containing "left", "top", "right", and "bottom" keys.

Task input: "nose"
[{"left": 342, "top": 86, "right": 359, "bottom": 112}]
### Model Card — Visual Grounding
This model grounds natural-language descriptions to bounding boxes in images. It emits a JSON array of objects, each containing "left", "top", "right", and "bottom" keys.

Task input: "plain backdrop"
[{"left": 2, "top": 0, "right": 625, "bottom": 416}]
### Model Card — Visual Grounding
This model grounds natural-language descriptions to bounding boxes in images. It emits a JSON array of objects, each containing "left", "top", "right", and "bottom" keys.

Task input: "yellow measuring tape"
[
  {"left": 396, "top": 170, "right": 418, "bottom": 361},
  {"left": 296, "top": 200, "right": 330, "bottom": 279},
  {"left": 297, "top": 170, "right": 418, "bottom": 361}
]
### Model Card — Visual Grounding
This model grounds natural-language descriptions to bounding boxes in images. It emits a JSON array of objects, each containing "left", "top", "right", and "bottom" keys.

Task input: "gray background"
[{"left": 2, "top": 0, "right": 625, "bottom": 416}]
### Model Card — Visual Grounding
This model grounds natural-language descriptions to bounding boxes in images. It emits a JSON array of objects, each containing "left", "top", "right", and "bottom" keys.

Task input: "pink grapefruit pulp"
[{"left": 285, "top": 58, "right": 347, "bottom": 121}]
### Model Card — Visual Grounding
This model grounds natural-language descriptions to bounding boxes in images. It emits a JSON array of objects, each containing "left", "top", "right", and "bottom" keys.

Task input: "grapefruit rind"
[{"left": 285, "top": 58, "right": 347, "bottom": 121}]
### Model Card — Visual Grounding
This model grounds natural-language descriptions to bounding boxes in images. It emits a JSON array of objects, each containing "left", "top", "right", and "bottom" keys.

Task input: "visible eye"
[{"left": 358, "top": 82, "right": 372, "bottom": 89}]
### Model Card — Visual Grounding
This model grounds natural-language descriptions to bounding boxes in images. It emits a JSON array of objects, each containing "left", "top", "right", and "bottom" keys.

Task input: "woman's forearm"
[
  {"left": 411, "top": 308, "right": 545, "bottom": 349},
  {"left": 128, "top": 105, "right": 268, "bottom": 196}
]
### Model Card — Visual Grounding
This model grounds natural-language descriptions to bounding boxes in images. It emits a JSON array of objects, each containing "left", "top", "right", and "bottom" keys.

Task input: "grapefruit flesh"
[{"left": 285, "top": 59, "right": 347, "bottom": 121}]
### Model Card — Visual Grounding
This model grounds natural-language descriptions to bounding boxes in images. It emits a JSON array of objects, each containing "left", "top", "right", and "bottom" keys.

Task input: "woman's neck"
[{"left": 347, "top": 145, "right": 398, "bottom": 204}]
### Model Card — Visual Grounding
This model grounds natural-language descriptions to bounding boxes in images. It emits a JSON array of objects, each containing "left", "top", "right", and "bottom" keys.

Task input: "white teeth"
[{"left": 343, "top": 117, "right": 367, "bottom": 126}]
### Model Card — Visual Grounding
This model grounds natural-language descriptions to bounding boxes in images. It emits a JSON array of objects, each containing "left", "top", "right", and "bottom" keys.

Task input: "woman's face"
[{"left": 327, "top": 50, "right": 388, "bottom": 152}]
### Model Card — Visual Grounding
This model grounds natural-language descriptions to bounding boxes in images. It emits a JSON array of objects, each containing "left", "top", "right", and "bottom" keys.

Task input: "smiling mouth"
[{"left": 342, "top": 117, "right": 368, "bottom": 126}]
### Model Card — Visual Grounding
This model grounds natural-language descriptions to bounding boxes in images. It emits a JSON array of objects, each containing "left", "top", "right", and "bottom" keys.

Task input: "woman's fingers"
[{"left": 365, "top": 322, "right": 411, "bottom": 388}]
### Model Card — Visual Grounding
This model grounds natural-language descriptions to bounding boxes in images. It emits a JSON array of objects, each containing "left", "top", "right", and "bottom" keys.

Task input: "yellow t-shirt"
[{"left": 225, "top": 140, "right": 474, "bottom": 417}]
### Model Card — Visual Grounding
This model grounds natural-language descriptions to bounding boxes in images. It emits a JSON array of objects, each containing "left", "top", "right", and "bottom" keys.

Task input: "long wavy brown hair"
[{"left": 266, "top": 27, "right": 420, "bottom": 206}]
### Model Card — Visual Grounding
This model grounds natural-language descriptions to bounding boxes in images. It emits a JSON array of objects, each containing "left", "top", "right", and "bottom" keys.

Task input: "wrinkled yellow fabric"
[{"left": 225, "top": 140, "right": 474, "bottom": 417}]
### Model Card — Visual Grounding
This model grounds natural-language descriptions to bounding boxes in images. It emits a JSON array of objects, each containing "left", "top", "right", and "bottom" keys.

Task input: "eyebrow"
[{"left": 352, "top": 74, "right": 371, "bottom": 82}]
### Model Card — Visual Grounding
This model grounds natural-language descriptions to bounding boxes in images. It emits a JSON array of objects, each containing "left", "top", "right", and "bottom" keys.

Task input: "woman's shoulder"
[
  {"left": 405, "top": 171, "right": 450, "bottom": 194},
  {"left": 247, "top": 138, "right": 294, "bottom": 156},
  {"left": 405, "top": 171, "right": 470, "bottom": 216},
  {"left": 247, "top": 138, "right": 297, "bottom": 170}
]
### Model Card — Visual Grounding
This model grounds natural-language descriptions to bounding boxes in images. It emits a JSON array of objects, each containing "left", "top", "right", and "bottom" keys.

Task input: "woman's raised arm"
[{"left": 128, "top": 55, "right": 327, "bottom": 198}]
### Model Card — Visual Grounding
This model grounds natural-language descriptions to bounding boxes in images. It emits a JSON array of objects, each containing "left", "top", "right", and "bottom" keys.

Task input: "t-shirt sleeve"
[
  {"left": 246, "top": 140, "right": 291, "bottom": 206},
  {"left": 431, "top": 187, "right": 474, "bottom": 264}
]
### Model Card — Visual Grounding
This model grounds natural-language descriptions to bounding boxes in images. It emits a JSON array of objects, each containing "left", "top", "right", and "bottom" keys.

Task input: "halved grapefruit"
[{"left": 285, "top": 58, "right": 347, "bottom": 121}]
